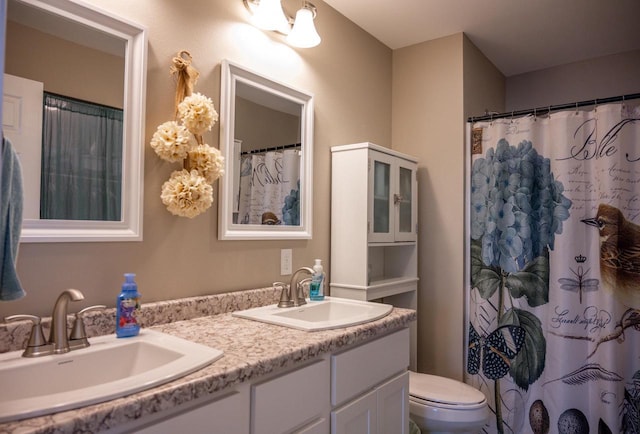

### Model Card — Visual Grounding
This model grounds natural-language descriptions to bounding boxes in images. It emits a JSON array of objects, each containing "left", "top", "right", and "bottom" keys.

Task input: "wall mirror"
[
  {"left": 3, "top": 0, "right": 147, "bottom": 242},
  {"left": 218, "top": 59, "right": 314, "bottom": 240}
]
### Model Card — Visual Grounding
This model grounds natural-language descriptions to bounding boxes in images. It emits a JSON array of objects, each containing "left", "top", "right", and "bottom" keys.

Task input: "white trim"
[
  {"left": 15, "top": 0, "right": 147, "bottom": 243},
  {"left": 218, "top": 59, "right": 314, "bottom": 240}
]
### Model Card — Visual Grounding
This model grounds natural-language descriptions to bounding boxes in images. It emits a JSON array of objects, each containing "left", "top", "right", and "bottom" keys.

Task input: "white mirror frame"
[
  {"left": 15, "top": 0, "right": 147, "bottom": 243},
  {"left": 218, "top": 59, "right": 314, "bottom": 240}
]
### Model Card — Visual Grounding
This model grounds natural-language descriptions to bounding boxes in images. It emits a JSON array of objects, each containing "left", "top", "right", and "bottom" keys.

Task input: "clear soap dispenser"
[{"left": 309, "top": 259, "right": 325, "bottom": 301}]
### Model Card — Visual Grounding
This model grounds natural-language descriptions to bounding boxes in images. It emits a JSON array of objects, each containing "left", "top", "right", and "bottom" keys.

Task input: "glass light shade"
[
  {"left": 286, "top": 7, "right": 321, "bottom": 48},
  {"left": 250, "top": 0, "right": 290, "bottom": 33}
]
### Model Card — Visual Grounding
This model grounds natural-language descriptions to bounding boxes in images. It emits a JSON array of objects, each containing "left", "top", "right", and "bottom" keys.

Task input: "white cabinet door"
[
  {"left": 368, "top": 149, "right": 417, "bottom": 244},
  {"left": 369, "top": 150, "right": 395, "bottom": 243},
  {"left": 393, "top": 160, "right": 417, "bottom": 242},
  {"left": 377, "top": 372, "right": 410, "bottom": 434},
  {"left": 331, "top": 389, "right": 378, "bottom": 434}
]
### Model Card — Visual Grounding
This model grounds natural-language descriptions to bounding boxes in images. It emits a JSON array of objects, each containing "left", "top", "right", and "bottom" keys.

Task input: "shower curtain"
[
  {"left": 237, "top": 148, "right": 300, "bottom": 225},
  {"left": 41, "top": 93, "right": 123, "bottom": 221},
  {"left": 466, "top": 100, "right": 640, "bottom": 434}
]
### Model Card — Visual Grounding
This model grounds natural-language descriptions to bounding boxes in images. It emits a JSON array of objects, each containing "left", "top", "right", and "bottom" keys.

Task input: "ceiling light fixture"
[
  {"left": 243, "top": 0, "right": 290, "bottom": 34},
  {"left": 286, "top": 2, "right": 320, "bottom": 48},
  {"left": 243, "top": 0, "right": 321, "bottom": 48}
]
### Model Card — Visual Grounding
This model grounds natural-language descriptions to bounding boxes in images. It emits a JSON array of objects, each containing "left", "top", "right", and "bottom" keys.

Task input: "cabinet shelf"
[
  {"left": 368, "top": 241, "right": 415, "bottom": 247},
  {"left": 330, "top": 277, "right": 418, "bottom": 301}
]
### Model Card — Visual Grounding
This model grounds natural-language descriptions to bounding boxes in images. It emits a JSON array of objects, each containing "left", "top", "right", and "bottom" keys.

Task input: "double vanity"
[{"left": 0, "top": 287, "right": 415, "bottom": 433}]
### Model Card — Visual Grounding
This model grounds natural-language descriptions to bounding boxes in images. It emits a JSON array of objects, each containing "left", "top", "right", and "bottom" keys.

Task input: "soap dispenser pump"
[
  {"left": 309, "top": 259, "right": 325, "bottom": 301},
  {"left": 116, "top": 273, "right": 141, "bottom": 338}
]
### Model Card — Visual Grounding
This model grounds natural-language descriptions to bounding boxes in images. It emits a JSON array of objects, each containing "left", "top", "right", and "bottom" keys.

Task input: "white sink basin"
[
  {"left": 233, "top": 297, "right": 393, "bottom": 331},
  {"left": 0, "top": 329, "right": 223, "bottom": 423}
]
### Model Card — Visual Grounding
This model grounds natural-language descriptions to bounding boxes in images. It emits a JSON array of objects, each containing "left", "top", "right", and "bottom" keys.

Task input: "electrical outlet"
[{"left": 281, "top": 249, "right": 292, "bottom": 275}]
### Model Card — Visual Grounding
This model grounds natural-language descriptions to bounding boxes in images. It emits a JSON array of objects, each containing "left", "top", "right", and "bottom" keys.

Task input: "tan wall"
[
  {"left": 392, "top": 34, "right": 465, "bottom": 380},
  {"left": 235, "top": 97, "right": 300, "bottom": 151},
  {"left": 392, "top": 34, "right": 504, "bottom": 380},
  {"left": 1, "top": 0, "right": 392, "bottom": 319},
  {"left": 5, "top": 21, "right": 124, "bottom": 108},
  {"left": 506, "top": 49, "right": 640, "bottom": 111}
]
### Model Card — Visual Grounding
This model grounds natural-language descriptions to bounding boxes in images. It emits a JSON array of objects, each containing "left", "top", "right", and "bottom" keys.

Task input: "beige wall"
[
  {"left": 1, "top": 0, "right": 392, "bottom": 319},
  {"left": 235, "top": 97, "right": 300, "bottom": 151},
  {"left": 392, "top": 34, "right": 504, "bottom": 380},
  {"left": 5, "top": 21, "right": 124, "bottom": 108},
  {"left": 506, "top": 49, "right": 640, "bottom": 111}
]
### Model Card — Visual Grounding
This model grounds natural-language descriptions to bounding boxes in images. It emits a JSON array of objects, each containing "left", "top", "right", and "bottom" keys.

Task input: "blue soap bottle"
[
  {"left": 116, "top": 273, "right": 141, "bottom": 338},
  {"left": 309, "top": 259, "right": 325, "bottom": 301}
]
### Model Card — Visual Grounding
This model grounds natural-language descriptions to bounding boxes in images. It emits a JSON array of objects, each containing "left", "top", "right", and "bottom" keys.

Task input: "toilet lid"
[{"left": 409, "top": 371, "right": 486, "bottom": 406}]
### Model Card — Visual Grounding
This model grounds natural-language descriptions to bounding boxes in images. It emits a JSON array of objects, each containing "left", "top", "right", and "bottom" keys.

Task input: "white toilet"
[{"left": 409, "top": 371, "right": 489, "bottom": 434}]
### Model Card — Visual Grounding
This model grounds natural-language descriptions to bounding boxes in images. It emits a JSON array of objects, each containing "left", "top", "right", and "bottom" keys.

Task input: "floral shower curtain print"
[{"left": 466, "top": 101, "right": 640, "bottom": 434}]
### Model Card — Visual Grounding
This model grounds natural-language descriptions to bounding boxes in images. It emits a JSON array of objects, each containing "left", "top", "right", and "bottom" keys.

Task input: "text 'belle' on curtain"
[{"left": 237, "top": 147, "right": 300, "bottom": 226}]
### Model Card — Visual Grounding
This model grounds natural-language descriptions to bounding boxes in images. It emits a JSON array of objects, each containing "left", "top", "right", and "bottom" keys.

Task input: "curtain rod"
[
  {"left": 44, "top": 91, "right": 123, "bottom": 112},
  {"left": 468, "top": 92, "right": 640, "bottom": 123},
  {"left": 241, "top": 143, "right": 301, "bottom": 155}
]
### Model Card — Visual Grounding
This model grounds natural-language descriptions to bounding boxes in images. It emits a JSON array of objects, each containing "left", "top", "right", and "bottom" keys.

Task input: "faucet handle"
[
  {"left": 5, "top": 314, "right": 53, "bottom": 357},
  {"left": 298, "top": 277, "right": 312, "bottom": 300},
  {"left": 275, "top": 281, "right": 294, "bottom": 308},
  {"left": 70, "top": 305, "right": 106, "bottom": 345}
]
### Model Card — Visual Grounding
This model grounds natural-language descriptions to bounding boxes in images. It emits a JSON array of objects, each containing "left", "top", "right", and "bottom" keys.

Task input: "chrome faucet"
[
  {"left": 49, "top": 288, "right": 84, "bottom": 354},
  {"left": 277, "top": 267, "right": 313, "bottom": 308}
]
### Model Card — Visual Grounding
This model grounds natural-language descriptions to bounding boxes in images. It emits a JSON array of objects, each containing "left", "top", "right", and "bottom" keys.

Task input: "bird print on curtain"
[{"left": 582, "top": 204, "right": 640, "bottom": 310}]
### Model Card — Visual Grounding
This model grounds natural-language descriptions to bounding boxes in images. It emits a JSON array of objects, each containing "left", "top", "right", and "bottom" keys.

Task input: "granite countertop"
[{"left": 0, "top": 288, "right": 416, "bottom": 434}]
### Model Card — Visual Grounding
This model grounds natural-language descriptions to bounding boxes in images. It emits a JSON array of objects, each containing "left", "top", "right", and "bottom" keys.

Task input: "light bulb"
[
  {"left": 286, "top": 6, "right": 321, "bottom": 48},
  {"left": 250, "top": 0, "right": 290, "bottom": 34}
]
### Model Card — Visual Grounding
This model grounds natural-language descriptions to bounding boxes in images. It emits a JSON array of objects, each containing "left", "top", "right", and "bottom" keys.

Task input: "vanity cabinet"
[
  {"left": 118, "top": 328, "right": 409, "bottom": 434},
  {"left": 331, "top": 143, "right": 418, "bottom": 368},
  {"left": 331, "top": 328, "right": 410, "bottom": 434}
]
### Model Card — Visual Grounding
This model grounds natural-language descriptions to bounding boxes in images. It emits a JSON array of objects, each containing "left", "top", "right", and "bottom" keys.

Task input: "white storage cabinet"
[{"left": 331, "top": 143, "right": 418, "bottom": 368}]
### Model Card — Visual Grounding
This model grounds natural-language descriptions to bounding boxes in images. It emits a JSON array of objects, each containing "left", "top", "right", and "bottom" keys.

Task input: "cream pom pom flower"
[
  {"left": 150, "top": 121, "right": 192, "bottom": 162},
  {"left": 161, "top": 169, "right": 213, "bottom": 218},
  {"left": 177, "top": 92, "right": 218, "bottom": 135},
  {"left": 187, "top": 144, "right": 225, "bottom": 184}
]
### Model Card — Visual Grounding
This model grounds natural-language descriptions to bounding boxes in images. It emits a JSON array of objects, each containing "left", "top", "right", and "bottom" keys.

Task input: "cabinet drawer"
[
  {"left": 252, "top": 358, "right": 330, "bottom": 434},
  {"left": 134, "top": 387, "right": 250, "bottom": 434},
  {"left": 331, "top": 328, "right": 409, "bottom": 406}
]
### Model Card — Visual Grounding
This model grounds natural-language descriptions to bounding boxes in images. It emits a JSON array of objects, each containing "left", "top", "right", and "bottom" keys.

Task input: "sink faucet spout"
[
  {"left": 50, "top": 289, "right": 84, "bottom": 354},
  {"left": 290, "top": 267, "right": 313, "bottom": 307}
]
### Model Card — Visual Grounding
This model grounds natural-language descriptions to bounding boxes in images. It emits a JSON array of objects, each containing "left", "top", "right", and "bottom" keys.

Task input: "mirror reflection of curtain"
[
  {"left": 238, "top": 149, "right": 300, "bottom": 225},
  {"left": 40, "top": 93, "right": 123, "bottom": 221}
]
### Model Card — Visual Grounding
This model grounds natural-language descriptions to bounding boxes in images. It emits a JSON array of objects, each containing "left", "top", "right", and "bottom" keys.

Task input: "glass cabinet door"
[
  {"left": 369, "top": 150, "right": 417, "bottom": 243},
  {"left": 394, "top": 164, "right": 417, "bottom": 242},
  {"left": 373, "top": 160, "right": 390, "bottom": 235},
  {"left": 369, "top": 151, "right": 396, "bottom": 243}
]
